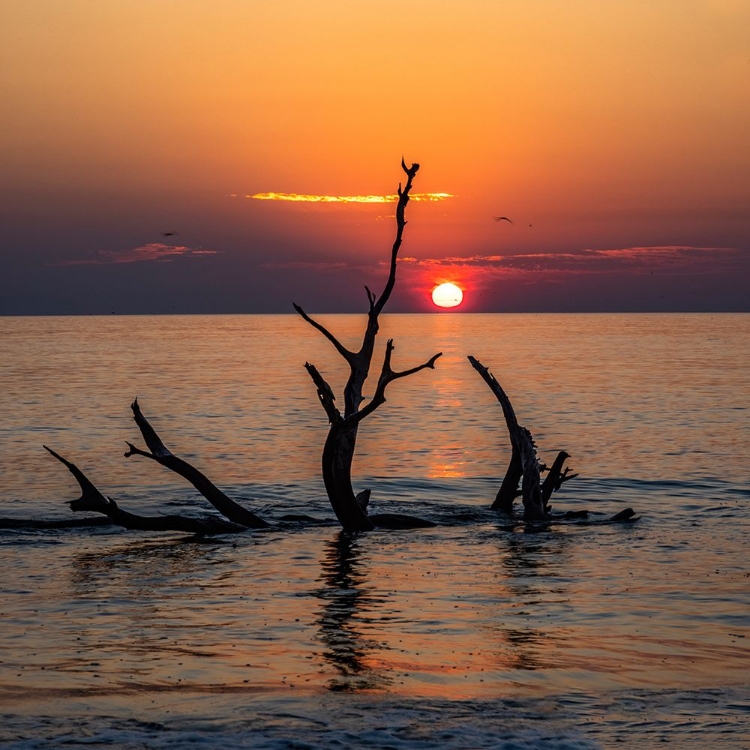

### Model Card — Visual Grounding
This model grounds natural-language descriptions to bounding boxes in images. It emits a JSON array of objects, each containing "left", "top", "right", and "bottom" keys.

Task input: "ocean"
[{"left": 1, "top": 313, "right": 748, "bottom": 748}]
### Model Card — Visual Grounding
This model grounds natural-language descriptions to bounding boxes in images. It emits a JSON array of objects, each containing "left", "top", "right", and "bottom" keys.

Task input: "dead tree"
[
  {"left": 468, "top": 356, "right": 576, "bottom": 521},
  {"left": 44, "top": 446, "right": 244, "bottom": 535},
  {"left": 295, "top": 160, "right": 442, "bottom": 531},
  {"left": 124, "top": 398, "right": 269, "bottom": 529}
]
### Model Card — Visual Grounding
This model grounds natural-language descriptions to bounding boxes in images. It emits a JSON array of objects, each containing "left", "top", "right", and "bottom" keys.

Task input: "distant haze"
[{"left": 1, "top": 1, "right": 748, "bottom": 314}]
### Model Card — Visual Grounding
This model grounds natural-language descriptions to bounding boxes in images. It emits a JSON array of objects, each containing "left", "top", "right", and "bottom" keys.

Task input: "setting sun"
[{"left": 431, "top": 282, "right": 464, "bottom": 309}]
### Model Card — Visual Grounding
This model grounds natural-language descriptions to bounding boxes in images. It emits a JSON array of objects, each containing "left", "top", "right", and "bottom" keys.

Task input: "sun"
[{"left": 431, "top": 282, "right": 464, "bottom": 309}]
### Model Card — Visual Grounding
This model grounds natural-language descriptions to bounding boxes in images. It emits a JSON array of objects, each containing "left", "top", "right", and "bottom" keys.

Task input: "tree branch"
[
  {"left": 44, "top": 445, "right": 115, "bottom": 515},
  {"left": 468, "top": 356, "right": 546, "bottom": 521},
  {"left": 541, "top": 450, "right": 575, "bottom": 508},
  {"left": 467, "top": 356, "right": 521, "bottom": 438},
  {"left": 293, "top": 303, "right": 355, "bottom": 364},
  {"left": 131, "top": 397, "right": 172, "bottom": 456},
  {"left": 364, "top": 286, "right": 377, "bottom": 311},
  {"left": 303, "top": 362, "right": 342, "bottom": 424},
  {"left": 355, "top": 340, "right": 442, "bottom": 422},
  {"left": 124, "top": 400, "right": 269, "bottom": 529},
  {"left": 373, "top": 160, "right": 419, "bottom": 316},
  {"left": 45, "top": 445, "right": 242, "bottom": 535}
]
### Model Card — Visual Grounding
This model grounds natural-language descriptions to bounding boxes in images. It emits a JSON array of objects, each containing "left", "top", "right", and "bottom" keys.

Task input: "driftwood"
[
  {"left": 468, "top": 356, "right": 636, "bottom": 524},
  {"left": 295, "top": 160, "right": 441, "bottom": 532},
  {"left": 468, "top": 356, "right": 575, "bottom": 521},
  {"left": 124, "top": 399, "right": 269, "bottom": 529},
  {"left": 466, "top": 356, "right": 633, "bottom": 524},
  {"left": 6, "top": 380, "right": 635, "bottom": 534},
  {"left": 43, "top": 446, "right": 244, "bottom": 535}
]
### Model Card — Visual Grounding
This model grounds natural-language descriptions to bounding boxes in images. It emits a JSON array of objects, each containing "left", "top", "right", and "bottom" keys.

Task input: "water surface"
[{"left": 1, "top": 314, "right": 748, "bottom": 747}]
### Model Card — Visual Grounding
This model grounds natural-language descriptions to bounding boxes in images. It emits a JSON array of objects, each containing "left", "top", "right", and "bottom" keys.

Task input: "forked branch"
[
  {"left": 293, "top": 303, "right": 355, "bottom": 365},
  {"left": 356, "top": 340, "right": 442, "bottom": 422},
  {"left": 295, "top": 160, "right": 422, "bottom": 421}
]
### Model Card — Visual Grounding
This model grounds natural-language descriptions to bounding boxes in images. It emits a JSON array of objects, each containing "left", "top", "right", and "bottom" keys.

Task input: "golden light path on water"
[{"left": 244, "top": 192, "right": 453, "bottom": 203}]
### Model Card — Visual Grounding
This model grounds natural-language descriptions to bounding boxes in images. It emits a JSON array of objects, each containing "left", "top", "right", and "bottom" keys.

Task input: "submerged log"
[
  {"left": 124, "top": 399, "right": 269, "bottom": 529},
  {"left": 296, "top": 160, "right": 441, "bottom": 532},
  {"left": 44, "top": 446, "right": 244, "bottom": 535},
  {"left": 468, "top": 356, "right": 577, "bottom": 521}
]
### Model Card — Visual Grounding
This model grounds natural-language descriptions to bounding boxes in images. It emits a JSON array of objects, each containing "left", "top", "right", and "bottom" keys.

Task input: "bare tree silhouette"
[{"left": 295, "top": 160, "right": 442, "bottom": 531}]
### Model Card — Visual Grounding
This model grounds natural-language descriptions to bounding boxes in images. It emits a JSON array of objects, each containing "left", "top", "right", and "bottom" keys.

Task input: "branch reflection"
[
  {"left": 70, "top": 536, "right": 228, "bottom": 596},
  {"left": 495, "top": 530, "right": 572, "bottom": 671},
  {"left": 314, "top": 530, "right": 391, "bottom": 692}
]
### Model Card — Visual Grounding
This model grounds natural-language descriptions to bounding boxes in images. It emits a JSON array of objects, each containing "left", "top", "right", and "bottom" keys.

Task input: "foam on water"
[{"left": 2, "top": 688, "right": 749, "bottom": 748}]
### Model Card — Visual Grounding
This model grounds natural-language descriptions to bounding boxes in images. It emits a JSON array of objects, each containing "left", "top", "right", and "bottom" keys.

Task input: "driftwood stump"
[{"left": 468, "top": 356, "right": 576, "bottom": 521}]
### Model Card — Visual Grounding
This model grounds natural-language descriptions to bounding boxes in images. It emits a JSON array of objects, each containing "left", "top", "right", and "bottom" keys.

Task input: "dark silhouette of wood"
[
  {"left": 295, "top": 160, "right": 442, "bottom": 531},
  {"left": 609, "top": 508, "right": 636, "bottom": 522},
  {"left": 468, "top": 356, "right": 577, "bottom": 521},
  {"left": 468, "top": 357, "right": 636, "bottom": 524},
  {"left": 541, "top": 450, "right": 576, "bottom": 508},
  {"left": 124, "top": 398, "right": 269, "bottom": 529},
  {"left": 44, "top": 446, "right": 244, "bottom": 535}
]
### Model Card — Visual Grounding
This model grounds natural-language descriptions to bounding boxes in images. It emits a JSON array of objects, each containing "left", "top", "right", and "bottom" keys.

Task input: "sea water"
[{"left": 0, "top": 313, "right": 748, "bottom": 748}]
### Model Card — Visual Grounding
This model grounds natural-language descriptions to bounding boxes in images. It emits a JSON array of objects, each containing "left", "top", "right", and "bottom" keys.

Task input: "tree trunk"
[
  {"left": 464, "top": 357, "right": 643, "bottom": 524},
  {"left": 492, "top": 452, "right": 522, "bottom": 512},
  {"left": 321, "top": 422, "right": 374, "bottom": 531},
  {"left": 468, "top": 357, "right": 549, "bottom": 520}
]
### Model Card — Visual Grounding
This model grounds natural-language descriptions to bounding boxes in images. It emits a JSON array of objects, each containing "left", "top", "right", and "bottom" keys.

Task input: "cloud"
[
  {"left": 400, "top": 246, "right": 744, "bottom": 276},
  {"left": 241, "top": 192, "right": 453, "bottom": 204},
  {"left": 259, "top": 260, "right": 351, "bottom": 271},
  {"left": 258, "top": 246, "right": 743, "bottom": 278},
  {"left": 53, "top": 243, "right": 220, "bottom": 267}
]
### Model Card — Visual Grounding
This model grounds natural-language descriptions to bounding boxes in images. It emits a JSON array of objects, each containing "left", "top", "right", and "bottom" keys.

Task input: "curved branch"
[
  {"left": 294, "top": 303, "right": 355, "bottom": 364},
  {"left": 467, "top": 356, "right": 520, "bottom": 437},
  {"left": 44, "top": 445, "right": 115, "bottom": 515},
  {"left": 373, "top": 160, "right": 419, "bottom": 317},
  {"left": 355, "top": 340, "right": 442, "bottom": 423},
  {"left": 304, "top": 362, "right": 342, "bottom": 424},
  {"left": 131, "top": 396, "right": 172, "bottom": 457},
  {"left": 468, "top": 356, "right": 546, "bottom": 521},
  {"left": 125, "top": 400, "right": 269, "bottom": 529}
]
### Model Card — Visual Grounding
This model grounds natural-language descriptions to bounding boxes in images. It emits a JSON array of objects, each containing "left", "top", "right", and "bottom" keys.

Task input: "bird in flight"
[
  {"left": 493, "top": 216, "right": 513, "bottom": 224},
  {"left": 161, "top": 231, "right": 179, "bottom": 237}
]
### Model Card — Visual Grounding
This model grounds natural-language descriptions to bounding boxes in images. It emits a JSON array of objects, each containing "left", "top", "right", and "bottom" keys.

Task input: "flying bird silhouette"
[
  {"left": 493, "top": 216, "right": 513, "bottom": 224},
  {"left": 161, "top": 231, "right": 179, "bottom": 237}
]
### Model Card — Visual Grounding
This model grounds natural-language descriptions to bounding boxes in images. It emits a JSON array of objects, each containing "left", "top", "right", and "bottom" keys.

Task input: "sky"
[{"left": 1, "top": 0, "right": 748, "bottom": 314}]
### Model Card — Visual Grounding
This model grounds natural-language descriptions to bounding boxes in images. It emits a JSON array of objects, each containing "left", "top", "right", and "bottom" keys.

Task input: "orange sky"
[{"left": 1, "top": 0, "right": 748, "bottom": 312}]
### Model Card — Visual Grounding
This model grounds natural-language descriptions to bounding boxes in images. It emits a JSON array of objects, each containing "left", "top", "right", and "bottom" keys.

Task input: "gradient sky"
[{"left": 2, "top": 0, "right": 748, "bottom": 314}]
